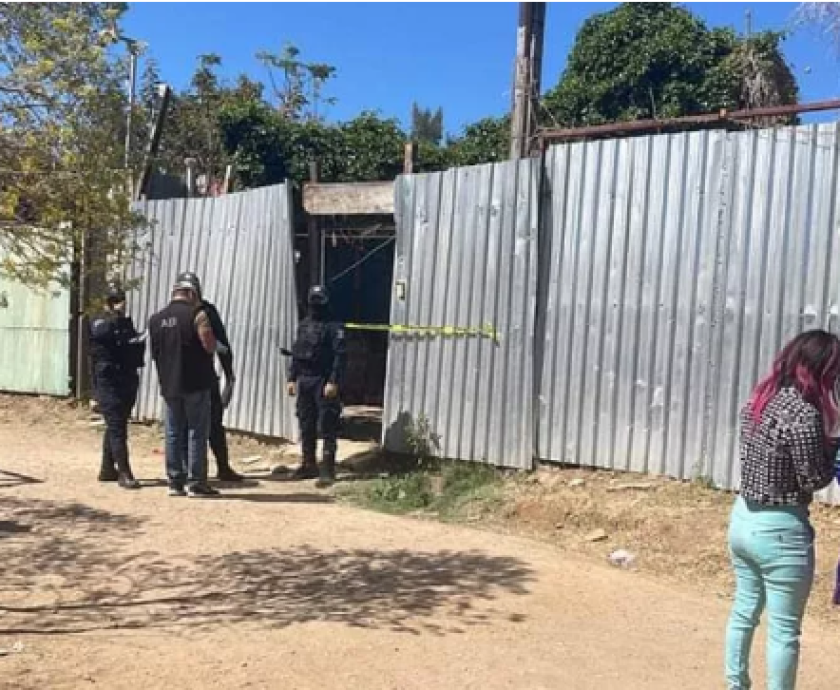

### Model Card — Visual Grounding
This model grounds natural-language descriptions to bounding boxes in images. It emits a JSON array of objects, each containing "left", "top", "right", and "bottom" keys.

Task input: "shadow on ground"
[
  {"left": 0, "top": 496, "right": 534, "bottom": 637},
  {"left": 0, "top": 469, "right": 43, "bottom": 490}
]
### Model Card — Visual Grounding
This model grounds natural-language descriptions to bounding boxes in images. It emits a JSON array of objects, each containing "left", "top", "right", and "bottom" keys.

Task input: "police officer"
[
  {"left": 174, "top": 272, "right": 243, "bottom": 482},
  {"left": 89, "top": 284, "right": 146, "bottom": 489},
  {"left": 287, "top": 285, "right": 346, "bottom": 487}
]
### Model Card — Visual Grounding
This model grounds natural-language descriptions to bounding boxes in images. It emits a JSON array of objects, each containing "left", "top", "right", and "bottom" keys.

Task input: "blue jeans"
[
  {"left": 725, "top": 496, "right": 815, "bottom": 690},
  {"left": 164, "top": 390, "right": 211, "bottom": 488}
]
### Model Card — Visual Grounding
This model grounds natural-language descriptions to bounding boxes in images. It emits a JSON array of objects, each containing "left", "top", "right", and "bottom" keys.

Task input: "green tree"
[
  {"left": 447, "top": 116, "right": 510, "bottom": 166},
  {"left": 257, "top": 42, "right": 336, "bottom": 121},
  {"left": 337, "top": 111, "right": 406, "bottom": 182},
  {"left": 219, "top": 106, "right": 408, "bottom": 187},
  {"left": 411, "top": 103, "right": 444, "bottom": 145},
  {"left": 0, "top": 2, "right": 143, "bottom": 287},
  {"left": 543, "top": 3, "right": 797, "bottom": 127}
]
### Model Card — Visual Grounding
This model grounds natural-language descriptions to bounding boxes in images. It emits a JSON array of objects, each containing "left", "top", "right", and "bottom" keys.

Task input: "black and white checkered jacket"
[{"left": 739, "top": 387, "right": 837, "bottom": 506}]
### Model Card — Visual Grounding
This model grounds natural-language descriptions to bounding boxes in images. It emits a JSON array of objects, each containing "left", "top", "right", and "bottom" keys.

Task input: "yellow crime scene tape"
[{"left": 344, "top": 322, "right": 500, "bottom": 343}]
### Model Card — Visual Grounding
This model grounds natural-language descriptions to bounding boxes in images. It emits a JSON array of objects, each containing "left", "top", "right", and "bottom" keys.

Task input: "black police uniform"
[
  {"left": 200, "top": 299, "right": 239, "bottom": 480},
  {"left": 288, "top": 313, "right": 346, "bottom": 481},
  {"left": 89, "top": 309, "right": 145, "bottom": 485}
]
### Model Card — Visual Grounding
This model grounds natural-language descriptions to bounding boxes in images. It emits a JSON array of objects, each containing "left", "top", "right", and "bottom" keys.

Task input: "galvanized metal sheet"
[
  {"left": 538, "top": 123, "right": 840, "bottom": 504},
  {"left": 126, "top": 184, "right": 298, "bottom": 441},
  {"left": 384, "top": 159, "right": 539, "bottom": 470},
  {"left": 0, "top": 272, "right": 70, "bottom": 396}
]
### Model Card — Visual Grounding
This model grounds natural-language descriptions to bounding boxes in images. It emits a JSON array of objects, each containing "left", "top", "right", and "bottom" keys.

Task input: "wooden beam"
[
  {"left": 404, "top": 142, "right": 417, "bottom": 174},
  {"left": 303, "top": 181, "right": 394, "bottom": 216}
]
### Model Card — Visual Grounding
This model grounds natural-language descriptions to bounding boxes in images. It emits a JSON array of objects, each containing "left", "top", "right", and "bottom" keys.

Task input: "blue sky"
[{"left": 123, "top": 2, "right": 840, "bottom": 134}]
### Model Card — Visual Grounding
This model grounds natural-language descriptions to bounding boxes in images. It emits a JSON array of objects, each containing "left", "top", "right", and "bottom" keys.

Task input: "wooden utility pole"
[
  {"left": 510, "top": 2, "right": 547, "bottom": 159},
  {"left": 403, "top": 142, "right": 417, "bottom": 174}
]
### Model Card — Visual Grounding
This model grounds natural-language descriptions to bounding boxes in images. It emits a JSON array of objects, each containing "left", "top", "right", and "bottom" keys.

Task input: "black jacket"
[
  {"left": 288, "top": 317, "right": 346, "bottom": 384},
  {"left": 89, "top": 311, "right": 144, "bottom": 391}
]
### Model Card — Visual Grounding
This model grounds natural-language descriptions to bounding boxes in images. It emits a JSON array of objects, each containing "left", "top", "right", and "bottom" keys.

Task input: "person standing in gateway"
[
  {"left": 148, "top": 275, "right": 223, "bottom": 498},
  {"left": 287, "top": 285, "right": 346, "bottom": 488}
]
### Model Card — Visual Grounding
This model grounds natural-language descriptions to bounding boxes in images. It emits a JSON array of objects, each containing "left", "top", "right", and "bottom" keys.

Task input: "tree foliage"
[
  {"left": 411, "top": 103, "right": 444, "bottom": 145},
  {"left": 0, "top": 2, "right": 143, "bottom": 287},
  {"left": 446, "top": 116, "right": 510, "bottom": 166},
  {"left": 257, "top": 42, "right": 336, "bottom": 121},
  {"left": 543, "top": 3, "right": 798, "bottom": 127}
]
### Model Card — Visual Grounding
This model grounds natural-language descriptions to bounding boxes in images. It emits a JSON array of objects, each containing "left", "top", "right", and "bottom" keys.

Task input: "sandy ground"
[{"left": 1, "top": 396, "right": 838, "bottom": 690}]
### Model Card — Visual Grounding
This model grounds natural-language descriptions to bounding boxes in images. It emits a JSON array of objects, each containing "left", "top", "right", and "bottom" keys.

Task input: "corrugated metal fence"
[
  {"left": 388, "top": 122, "right": 840, "bottom": 501},
  {"left": 384, "top": 159, "right": 539, "bottom": 470},
  {"left": 126, "top": 183, "right": 298, "bottom": 441},
  {"left": 538, "top": 123, "right": 840, "bottom": 503}
]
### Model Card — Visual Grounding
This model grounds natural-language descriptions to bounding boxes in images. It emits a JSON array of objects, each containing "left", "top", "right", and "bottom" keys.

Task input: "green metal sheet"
[{"left": 0, "top": 276, "right": 70, "bottom": 396}]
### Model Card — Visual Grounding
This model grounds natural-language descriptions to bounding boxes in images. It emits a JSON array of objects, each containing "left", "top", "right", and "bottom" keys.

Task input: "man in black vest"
[
  {"left": 174, "top": 271, "right": 243, "bottom": 482},
  {"left": 287, "top": 285, "right": 346, "bottom": 488},
  {"left": 89, "top": 284, "right": 145, "bottom": 489},
  {"left": 148, "top": 277, "right": 221, "bottom": 498}
]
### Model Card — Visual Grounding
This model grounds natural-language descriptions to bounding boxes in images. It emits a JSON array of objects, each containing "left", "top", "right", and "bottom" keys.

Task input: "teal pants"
[{"left": 725, "top": 496, "right": 815, "bottom": 690}]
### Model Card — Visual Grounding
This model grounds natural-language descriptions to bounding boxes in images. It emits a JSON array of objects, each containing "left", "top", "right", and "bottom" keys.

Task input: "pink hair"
[{"left": 749, "top": 330, "right": 840, "bottom": 436}]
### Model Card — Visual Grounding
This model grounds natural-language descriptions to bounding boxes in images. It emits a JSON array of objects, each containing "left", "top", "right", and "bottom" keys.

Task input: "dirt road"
[{"left": 1, "top": 398, "right": 837, "bottom": 689}]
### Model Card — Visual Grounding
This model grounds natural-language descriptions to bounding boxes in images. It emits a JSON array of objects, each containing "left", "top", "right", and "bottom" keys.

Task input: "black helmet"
[
  {"left": 174, "top": 271, "right": 202, "bottom": 298},
  {"left": 106, "top": 283, "right": 126, "bottom": 305},
  {"left": 308, "top": 285, "right": 329, "bottom": 306}
]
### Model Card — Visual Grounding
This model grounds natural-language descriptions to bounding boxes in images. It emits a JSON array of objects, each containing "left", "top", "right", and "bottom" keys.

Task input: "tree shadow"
[
  {"left": 0, "top": 497, "right": 534, "bottom": 638},
  {"left": 0, "top": 469, "right": 43, "bottom": 490},
  {"left": 220, "top": 493, "right": 333, "bottom": 504},
  {"left": 0, "top": 520, "right": 32, "bottom": 535}
]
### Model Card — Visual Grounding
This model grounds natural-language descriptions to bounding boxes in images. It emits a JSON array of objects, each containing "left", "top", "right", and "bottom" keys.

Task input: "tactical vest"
[
  {"left": 292, "top": 319, "right": 332, "bottom": 377},
  {"left": 149, "top": 300, "right": 215, "bottom": 398}
]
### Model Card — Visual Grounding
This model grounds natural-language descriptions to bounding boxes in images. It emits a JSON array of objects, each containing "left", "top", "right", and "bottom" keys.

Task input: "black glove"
[{"left": 221, "top": 379, "right": 235, "bottom": 409}]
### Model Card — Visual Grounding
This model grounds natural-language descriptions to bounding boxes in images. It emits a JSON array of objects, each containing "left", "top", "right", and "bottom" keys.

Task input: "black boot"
[
  {"left": 292, "top": 458, "right": 319, "bottom": 481},
  {"left": 98, "top": 467, "right": 119, "bottom": 482},
  {"left": 99, "top": 441, "right": 118, "bottom": 481},
  {"left": 216, "top": 464, "right": 244, "bottom": 482},
  {"left": 211, "top": 420, "right": 242, "bottom": 481},
  {"left": 114, "top": 451, "right": 140, "bottom": 490},
  {"left": 315, "top": 452, "right": 336, "bottom": 489},
  {"left": 118, "top": 473, "right": 141, "bottom": 490}
]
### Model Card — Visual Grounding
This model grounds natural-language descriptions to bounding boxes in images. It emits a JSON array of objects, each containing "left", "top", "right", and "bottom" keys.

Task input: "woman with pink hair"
[{"left": 725, "top": 330, "right": 840, "bottom": 690}]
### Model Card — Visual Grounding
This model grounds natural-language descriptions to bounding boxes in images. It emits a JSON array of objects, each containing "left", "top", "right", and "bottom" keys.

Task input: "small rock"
[
  {"left": 585, "top": 529, "right": 609, "bottom": 543},
  {"left": 554, "top": 522, "right": 565, "bottom": 530},
  {"left": 568, "top": 478, "right": 585, "bottom": 488},
  {"left": 608, "top": 549, "right": 636, "bottom": 568},
  {"left": 0, "top": 641, "right": 24, "bottom": 656}
]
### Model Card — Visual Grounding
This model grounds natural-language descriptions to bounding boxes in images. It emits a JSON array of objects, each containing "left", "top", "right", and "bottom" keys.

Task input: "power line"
[{"left": 328, "top": 236, "right": 395, "bottom": 285}]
